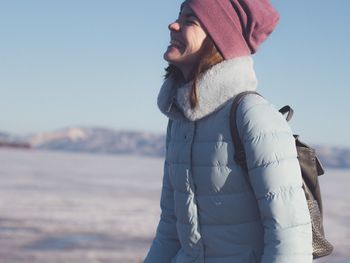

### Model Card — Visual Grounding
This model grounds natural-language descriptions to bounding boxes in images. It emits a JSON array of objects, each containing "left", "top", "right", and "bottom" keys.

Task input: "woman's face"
[{"left": 164, "top": 4, "right": 208, "bottom": 79}]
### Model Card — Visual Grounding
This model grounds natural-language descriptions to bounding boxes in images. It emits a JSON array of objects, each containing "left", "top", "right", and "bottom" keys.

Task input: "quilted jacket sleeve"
[
  {"left": 237, "top": 95, "right": 313, "bottom": 263},
  {"left": 144, "top": 120, "right": 181, "bottom": 263}
]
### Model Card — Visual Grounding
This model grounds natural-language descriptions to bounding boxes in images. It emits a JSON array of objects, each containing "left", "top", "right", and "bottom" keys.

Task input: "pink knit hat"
[{"left": 182, "top": 0, "right": 280, "bottom": 59}]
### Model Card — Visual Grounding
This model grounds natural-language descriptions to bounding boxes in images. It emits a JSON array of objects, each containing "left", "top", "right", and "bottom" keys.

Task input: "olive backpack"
[{"left": 229, "top": 91, "right": 334, "bottom": 259}]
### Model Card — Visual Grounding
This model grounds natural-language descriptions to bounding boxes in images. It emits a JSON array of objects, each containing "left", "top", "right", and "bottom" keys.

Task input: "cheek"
[
  {"left": 188, "top": 38, "right": 204, "bottom": 51},
  {"left": 193, "top": 31, "right": 207, "bottom": 49},
  {"left": 183, "top": 28, "right": 207, "bottom": 52}
]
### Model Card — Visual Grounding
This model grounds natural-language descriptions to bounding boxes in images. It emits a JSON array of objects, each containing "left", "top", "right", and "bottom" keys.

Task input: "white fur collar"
[{"left": 157, "top": 56, "right": 257, "bottom": 121}]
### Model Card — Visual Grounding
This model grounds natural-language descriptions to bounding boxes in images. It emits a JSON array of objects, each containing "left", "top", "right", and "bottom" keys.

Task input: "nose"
[{"left": 168, "top": 21, "right": 180, "bottom": 31}]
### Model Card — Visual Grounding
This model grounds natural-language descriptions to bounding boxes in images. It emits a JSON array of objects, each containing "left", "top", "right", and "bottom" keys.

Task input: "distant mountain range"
[
  {"left": 0, "top": 127, "right": 349, "bottom": 169},
  {"left": 28, "top": 127, "right": 166, "bottom": 157}
]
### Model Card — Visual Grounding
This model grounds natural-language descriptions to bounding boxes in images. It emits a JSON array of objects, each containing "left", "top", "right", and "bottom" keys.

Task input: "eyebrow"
[
  {"left": 179, "top": 11, "right": 198, "bottom": 19},
  {"left": 184, "top": 13, "right": 197, "bottom": 18}
]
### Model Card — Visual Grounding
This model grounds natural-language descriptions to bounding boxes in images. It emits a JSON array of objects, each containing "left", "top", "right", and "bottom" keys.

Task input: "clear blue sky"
[{"left": 0, "top": 0, "right": 349, "bottom": 147}]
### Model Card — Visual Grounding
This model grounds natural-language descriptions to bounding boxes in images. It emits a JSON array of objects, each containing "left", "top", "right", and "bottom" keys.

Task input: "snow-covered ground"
[{"left": 0, "top": 148, "right": 348, "bottom": 263}]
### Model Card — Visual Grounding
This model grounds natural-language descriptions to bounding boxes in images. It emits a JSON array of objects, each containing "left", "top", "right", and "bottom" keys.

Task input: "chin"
[
  {"left": 164, "top": 54, "right": 178, "bottom": 64},
  {"left": 164, "top": 48, "right": 183, "bottom": 62},
  {"left": 163, "top": 52, "right": 171, "bottom": 62}
]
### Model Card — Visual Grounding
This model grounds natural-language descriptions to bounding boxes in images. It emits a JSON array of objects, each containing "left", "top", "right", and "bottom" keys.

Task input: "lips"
[{"left": 170, "top": 39, "right": 184, "bottom": 49}]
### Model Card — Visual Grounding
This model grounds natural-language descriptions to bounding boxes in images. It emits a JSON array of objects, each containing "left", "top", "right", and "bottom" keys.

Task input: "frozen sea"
[{"left": 0, "top": 148, "right": 349, "bottom": 263}]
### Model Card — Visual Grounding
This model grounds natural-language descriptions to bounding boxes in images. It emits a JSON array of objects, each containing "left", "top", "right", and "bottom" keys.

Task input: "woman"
[{"left": 144, "top": 0, "right": 312, "bottom": 262}]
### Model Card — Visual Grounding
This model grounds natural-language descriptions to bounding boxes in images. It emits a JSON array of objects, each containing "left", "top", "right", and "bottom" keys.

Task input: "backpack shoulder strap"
[
  {"left": 230, "top": 91, "right": 261, "bottom": 171},
  {"left": 279, "top": 105, "right": 294, "bottom": 122}
]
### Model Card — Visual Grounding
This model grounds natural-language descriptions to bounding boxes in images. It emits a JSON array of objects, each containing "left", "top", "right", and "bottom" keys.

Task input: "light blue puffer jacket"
[{"left": 144, "top": 57, "right": 312, "bottom": 263}]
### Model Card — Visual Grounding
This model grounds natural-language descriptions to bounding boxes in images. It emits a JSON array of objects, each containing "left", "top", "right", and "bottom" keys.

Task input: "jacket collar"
[{"left": 157, "top": 56, "right": 257, "bottom": 121}]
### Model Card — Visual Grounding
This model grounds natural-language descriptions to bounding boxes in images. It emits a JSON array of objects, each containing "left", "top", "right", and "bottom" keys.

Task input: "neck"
[
  {"left": 181, "top": 64, "right": 198, "bottom": 82},
  {"left": 166, "top": 64, "right": 194, "bottom": 83},
  {"left": 158, "top": 56, "right": 257, "bottom": 121}
]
